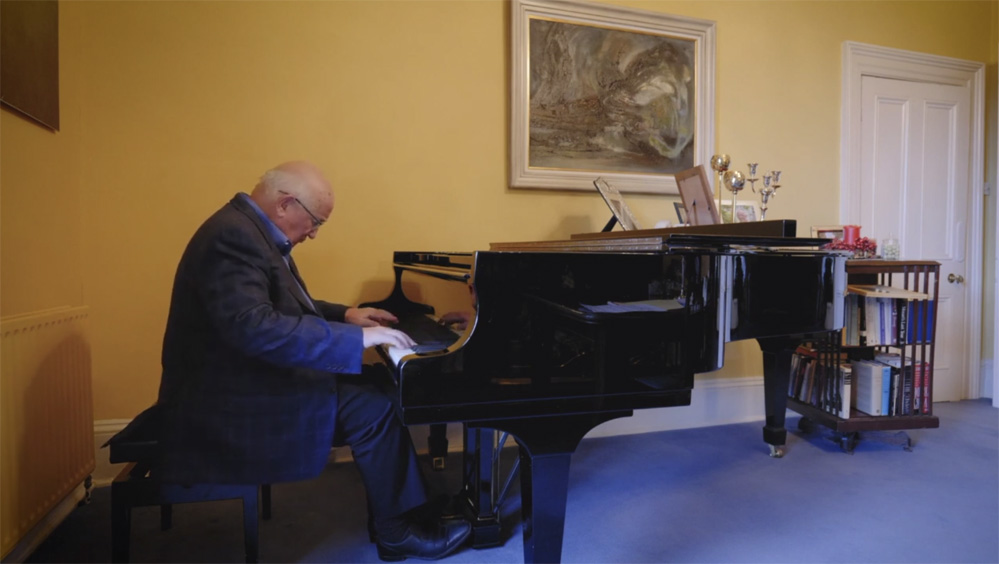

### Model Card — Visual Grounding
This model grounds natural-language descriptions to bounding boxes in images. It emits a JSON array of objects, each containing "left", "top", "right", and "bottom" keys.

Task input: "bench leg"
[
  {"left": 160, "top": 504, "right": 172, "bottom": 530},
  {"left": 241, "top": 487, "right": 260, "bottom": 563},
  {"left": 261, "top": 484, "right": 271, "bottom": 520},
  {"left": 111, "top": 484, "right": 131, "bottom": 563}
]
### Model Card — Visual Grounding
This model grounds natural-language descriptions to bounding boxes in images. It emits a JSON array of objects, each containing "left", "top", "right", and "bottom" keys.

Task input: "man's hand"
[
  {"left": 362, "top": 326, "right": 416, "bottom": 349},
  {"left": 345, "top": 307, "right": 399, "bottom": 327}
]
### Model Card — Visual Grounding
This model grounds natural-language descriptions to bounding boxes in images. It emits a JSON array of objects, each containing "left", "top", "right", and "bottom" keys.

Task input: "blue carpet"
[{"left": 25, "top": 400, "right": 998, "bottom": 563}]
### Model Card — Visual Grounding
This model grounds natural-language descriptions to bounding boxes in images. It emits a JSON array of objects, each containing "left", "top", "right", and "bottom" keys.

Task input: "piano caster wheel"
[{"left": 768, "top": 444, "right": 785, "bottom": 458}]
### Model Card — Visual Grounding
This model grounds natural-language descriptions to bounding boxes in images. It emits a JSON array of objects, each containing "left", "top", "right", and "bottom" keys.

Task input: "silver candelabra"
[
  {"left": 759, "top": 170, "right": 781, "bottom": 220},
  {"left": 711, "top": 154, "right": 784, "bottom": 222}
]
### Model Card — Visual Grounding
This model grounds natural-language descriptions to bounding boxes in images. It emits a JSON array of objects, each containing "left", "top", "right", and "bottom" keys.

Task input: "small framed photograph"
[
  {"left": 673, "top": 202, "right": 688, "bottom": 225},
  {"left": 593, "top": 177, "right": 640, "bottom": 231},
  {"left": 720, "top": 200, "right": 761, "bottom": 224},
  {"left": 810, "top": 225, "right": 844, "bottom": 240}
]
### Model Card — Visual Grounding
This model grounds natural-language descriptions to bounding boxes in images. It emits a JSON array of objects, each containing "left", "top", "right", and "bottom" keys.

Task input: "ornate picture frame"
[{"left": 510, "top": 0, "right": 716, "bottom": 194}]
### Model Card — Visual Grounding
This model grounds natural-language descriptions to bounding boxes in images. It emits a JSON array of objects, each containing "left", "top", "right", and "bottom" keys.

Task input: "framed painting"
[
  {"left": 510, "top": 0, "right": 716, "bottom": 194},
  {"left": 720, "top": 201, "right": 762, "bottom": 224}
]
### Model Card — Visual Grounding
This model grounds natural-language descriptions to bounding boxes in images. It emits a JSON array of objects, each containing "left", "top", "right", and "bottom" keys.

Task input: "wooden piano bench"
[{"left": 105, "top": 406, "right": 271, "bottom": 563}]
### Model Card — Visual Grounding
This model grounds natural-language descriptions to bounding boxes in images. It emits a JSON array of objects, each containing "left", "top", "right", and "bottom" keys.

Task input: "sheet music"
[{"left": 580, "top": 299, "right": 682, "bottom": 313}]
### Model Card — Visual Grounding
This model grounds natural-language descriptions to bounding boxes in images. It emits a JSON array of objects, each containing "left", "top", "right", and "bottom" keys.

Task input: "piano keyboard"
[{"left": 385, "top": 314, "right": 462, "bottom": 365}]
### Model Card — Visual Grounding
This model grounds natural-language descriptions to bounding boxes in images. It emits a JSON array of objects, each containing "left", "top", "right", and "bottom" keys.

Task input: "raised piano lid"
[
  {"left": 489, "top": 220, "right": 840, "bottom": 253},
  {"left": 490, "top": 235, "right": 834, "bottom": 253},
  {"left": 571, "top": 219, "right": 798, "bottom": 239}
]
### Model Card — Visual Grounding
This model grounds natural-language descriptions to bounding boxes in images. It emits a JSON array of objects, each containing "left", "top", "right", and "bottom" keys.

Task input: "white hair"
[{"left": 256, "top": 169, "right": 308, "bottom": 200}]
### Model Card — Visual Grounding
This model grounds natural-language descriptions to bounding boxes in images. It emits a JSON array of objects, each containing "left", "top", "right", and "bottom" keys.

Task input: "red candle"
[{"left": 843, "top": 225, "right": 860, "bottom": 245}]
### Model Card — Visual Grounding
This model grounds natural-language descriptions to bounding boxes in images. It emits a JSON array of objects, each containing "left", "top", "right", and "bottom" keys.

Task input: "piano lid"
[
  {"left": 489, "top": 220, "right": 838, "bottom": 254},
  {"left": 570, "top": 219, "right": 798, "bottom": 240},
  {"left": 490, "top": 234, "right": 835, "bottom": 254}
]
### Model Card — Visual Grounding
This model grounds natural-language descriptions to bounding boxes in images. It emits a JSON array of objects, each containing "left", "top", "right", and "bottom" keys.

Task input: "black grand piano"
[{"left": 362, "top": 220, "right": 848, "bottom": 563}]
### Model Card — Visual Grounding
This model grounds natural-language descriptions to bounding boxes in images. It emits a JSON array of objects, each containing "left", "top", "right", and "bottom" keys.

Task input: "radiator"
[{"left": 1, "top": 307, "right": 94, "bottom": 559}]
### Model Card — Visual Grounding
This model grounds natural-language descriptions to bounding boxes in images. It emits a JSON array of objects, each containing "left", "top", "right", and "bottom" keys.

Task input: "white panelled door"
[{"left": 859, "top": 76, "right": 971, "bottom": 402}]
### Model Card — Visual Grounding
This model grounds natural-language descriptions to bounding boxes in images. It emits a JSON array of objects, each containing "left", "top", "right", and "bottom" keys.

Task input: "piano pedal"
[{"left": 432, "top": 456, "right": 446, "bottom": 471}]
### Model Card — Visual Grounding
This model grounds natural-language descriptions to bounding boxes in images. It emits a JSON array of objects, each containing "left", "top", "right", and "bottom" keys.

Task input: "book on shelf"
[
  {"left": 911, "top": 360, "right": 930, "bottom": 414},
  {"left": 902, "top": 364, "right": 914, "bottom": 415},
  {"left": 896, "top": 299, "right": 908, "bottom": 345},
  {"left": 787, "top": 343, "right": 849, "bottom": 417},
  {"left": 874, "top": 352, "right": 908, "bottom": 415},
  {"left": 838, "top": 363, "right": 852, "bottom": 419},
  {"left": 842, "top": 293, "right": 933, "bottom": 348},
  {"left": 907, "top": 301, "right": 935, "bottom": 344},
  {"left": 852, "top": 360, "right": 891, "bottom": 416}
]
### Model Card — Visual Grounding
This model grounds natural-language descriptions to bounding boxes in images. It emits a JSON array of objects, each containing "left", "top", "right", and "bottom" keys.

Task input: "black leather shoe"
[{"left": 376, "top": 519, "right": 471, "bottom": 561}]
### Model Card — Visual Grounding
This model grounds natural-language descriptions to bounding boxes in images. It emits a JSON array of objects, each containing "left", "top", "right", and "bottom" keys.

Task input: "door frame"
[{"left": 840, "top": 40, "right": 986, "bottom": 400}]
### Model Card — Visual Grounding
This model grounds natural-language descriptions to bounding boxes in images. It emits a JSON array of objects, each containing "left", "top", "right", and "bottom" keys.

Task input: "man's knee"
[{"left": 336, "top": 373, "right": 405, "bottom": 446}]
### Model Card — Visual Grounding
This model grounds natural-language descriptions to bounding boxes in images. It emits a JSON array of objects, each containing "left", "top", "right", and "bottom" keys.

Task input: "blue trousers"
[{"left": 332, "top": 367, "right": 428, "bottom": 520}]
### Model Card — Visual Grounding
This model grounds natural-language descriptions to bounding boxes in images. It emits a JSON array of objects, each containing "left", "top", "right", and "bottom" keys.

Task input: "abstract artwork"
[{"left": 510, "top": 0, "right": 715, "bottom": 194}]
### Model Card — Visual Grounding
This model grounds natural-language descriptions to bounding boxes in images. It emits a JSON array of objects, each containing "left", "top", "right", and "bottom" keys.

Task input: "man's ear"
[{"left": 274, "top": 195, "right": 293, "bottom": 218}]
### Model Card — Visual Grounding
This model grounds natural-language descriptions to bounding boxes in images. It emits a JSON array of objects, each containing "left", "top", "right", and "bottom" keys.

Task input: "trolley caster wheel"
[
  {"left": 900, "top": 433, "right": 913, "bottom": 452},
  {"left": 768, "top": 444, "right": 785, "bottom": 458},
  {"left": 838, "top": 432, "right": 858, "bottom": 454},
  {"left": 797, "top": 417, "right": 816, "bottom": 433}
]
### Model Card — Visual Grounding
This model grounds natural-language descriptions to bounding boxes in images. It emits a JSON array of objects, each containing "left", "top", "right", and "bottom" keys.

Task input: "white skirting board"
[
  {"left": 92, "top": 419, "right": 133, "bottom": 488},
  {"left": 91, "top": 375, "right": 771, "bottom": 485}
]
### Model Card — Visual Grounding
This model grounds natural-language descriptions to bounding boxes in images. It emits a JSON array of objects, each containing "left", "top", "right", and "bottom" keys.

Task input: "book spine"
[
  {"left": 881, "top": 364, "right": 891, "bottom": 415},
  {"left": 902, "top": 365, "right": 914, "bottom": 415},
  {"left": 897, "top": 298, "right": 908, "bottom": 345},
  {"left": 839, "top": 364, "right": 852, "bottom": 419}
]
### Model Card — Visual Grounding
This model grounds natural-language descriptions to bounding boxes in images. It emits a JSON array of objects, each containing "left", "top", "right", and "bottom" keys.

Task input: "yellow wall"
[{"left": 1, "top": 0, "right": 996, "bottom": 421}]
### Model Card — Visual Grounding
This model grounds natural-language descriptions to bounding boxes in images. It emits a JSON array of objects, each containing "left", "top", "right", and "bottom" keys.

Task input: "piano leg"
[
  {"left": 475, "top": 411, "right": 632, "bottom": 564},
  {"left": 460, "top": 427, "right": 503, "bottom": 548},
  {"left": 757, "top": 336, "right": 797, "bottom": 458},
  {"left": 520, "top": 449, "right": 572, "bottom": 562},
  {"left": 519, "top": 449, "right": 572, "bottom": 564}
]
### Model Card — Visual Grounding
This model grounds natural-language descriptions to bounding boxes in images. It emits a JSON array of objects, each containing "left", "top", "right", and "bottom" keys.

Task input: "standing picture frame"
[
  {"left": 593, "top": 178, "right": 640, "bottom": 231},
  {"left": 673, "top": 202, "right": 688, "bottom": 225},
  {"left": 510, "top": 0, "right": 716, "bottom": 194},
  {"left": 720, "top": 200, "right": 762, "bottom": 224},
  {"left": 675, "top": 165, "right": 719, "bottom": 225},
  {"left": 811, "top": 225, "right": 845, "bottom": 240}
]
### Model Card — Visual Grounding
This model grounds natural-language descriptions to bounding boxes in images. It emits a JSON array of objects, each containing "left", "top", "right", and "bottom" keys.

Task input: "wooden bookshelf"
[{"left": 787, "top": 259, "right": 940, "bottom": 452}]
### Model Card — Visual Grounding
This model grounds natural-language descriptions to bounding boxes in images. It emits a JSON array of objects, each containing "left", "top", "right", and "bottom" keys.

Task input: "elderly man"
[{"left": 157, "top": 161, "right": 470, "bottom": 561}]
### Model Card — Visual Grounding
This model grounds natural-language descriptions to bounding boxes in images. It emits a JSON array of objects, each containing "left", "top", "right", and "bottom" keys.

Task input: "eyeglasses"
[{"left": 279, "top": 190, "right": 325, "bottom": 229}]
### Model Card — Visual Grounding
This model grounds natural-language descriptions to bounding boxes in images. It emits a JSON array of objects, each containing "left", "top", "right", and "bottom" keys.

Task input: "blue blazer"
[{"left": 157, "top": 194, "right": 363, "bottom": 484}]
